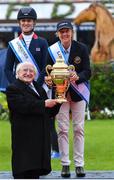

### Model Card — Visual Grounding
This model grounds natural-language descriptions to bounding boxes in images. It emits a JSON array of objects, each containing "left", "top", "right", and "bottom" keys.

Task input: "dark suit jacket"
[
  {"left": 6, "top": 79, "right": 61, "bottom": 176},
  {"left": 5, "top": 33, "right": 48, "bottom": 86},
  {"left": 47, "top": 40, "right": 91, "bottom": 102}
]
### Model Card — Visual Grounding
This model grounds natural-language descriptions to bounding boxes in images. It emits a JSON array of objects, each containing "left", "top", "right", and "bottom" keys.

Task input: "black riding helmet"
[{"left": 17, "top": 7, "right": 37, "bottom": 20}]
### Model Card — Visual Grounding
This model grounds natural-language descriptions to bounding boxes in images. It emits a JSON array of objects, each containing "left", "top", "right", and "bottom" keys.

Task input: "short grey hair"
[{"left": 16, "top": 62, "right": 38, "bottom": 79}]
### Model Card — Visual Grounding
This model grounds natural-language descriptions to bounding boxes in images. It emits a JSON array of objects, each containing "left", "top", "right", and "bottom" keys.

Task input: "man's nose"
[{"left": 26, "top": 70, "right": 31, "bottom": 74}]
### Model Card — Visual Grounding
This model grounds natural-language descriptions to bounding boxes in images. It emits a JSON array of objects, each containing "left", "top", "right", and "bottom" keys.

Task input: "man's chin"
[{"left": 22, "top": 79, "right": 33, "bottom": 84}]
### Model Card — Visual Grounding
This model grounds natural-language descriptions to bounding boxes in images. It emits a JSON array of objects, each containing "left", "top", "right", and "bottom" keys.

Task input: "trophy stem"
[{"left": 55, "top": 85, "right": 68, "bottom": 103}]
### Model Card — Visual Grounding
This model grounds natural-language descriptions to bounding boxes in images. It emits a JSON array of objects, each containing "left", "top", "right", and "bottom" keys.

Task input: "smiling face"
[
  {"left": 57, "top": 28, "right": 73, "bottom": 49},
  {"left": 19, "top": 19, "right": 36, "bottom": 35},
  {"left": 17, "top": 63, "right": 36, "bottom": 84}
]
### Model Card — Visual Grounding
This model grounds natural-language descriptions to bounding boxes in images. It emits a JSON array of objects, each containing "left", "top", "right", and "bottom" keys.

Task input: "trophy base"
[{"left": 56, "top": 98, "right": 67, "bottom": 103}]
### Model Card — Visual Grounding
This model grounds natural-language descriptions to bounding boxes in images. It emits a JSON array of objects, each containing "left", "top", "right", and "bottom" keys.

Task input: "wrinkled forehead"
[
  {"left": 16, "top": 62, "right": 37, "bottom": 75},
  {"left": 21, "top": 64, "right": 35, "bottom": 70},
  {"left": 19, "top": 64, "right": 35, "bottom": 70}
]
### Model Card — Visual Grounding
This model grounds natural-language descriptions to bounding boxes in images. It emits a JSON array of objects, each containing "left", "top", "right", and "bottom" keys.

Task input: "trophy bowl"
[{"left": 46, "top": 58, "right": 75, "bottom": 103}]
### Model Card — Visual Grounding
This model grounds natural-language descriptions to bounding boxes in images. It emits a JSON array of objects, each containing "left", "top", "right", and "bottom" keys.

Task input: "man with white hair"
[{"left": 6, "top": 62, "right": 61, "bottom": 179}]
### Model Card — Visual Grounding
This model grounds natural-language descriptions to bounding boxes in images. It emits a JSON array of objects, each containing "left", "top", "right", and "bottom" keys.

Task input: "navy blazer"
[
  {"left": 5, "top": 33, "right": 48, "bottom": 86},
  {"left": 47, "top": 40, "right": 91, "bottom": 102}
]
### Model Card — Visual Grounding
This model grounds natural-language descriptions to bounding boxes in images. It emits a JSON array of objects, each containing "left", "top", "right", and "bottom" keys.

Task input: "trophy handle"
[
  {"left": 68, "top": 65, "right": 75, "bottom": 71},
  {"left": 46, "top": 65, "right": 53, "bottom": 76}
]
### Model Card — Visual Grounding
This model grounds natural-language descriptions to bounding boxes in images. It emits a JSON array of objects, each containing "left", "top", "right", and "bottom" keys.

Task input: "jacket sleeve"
[
  {"left": 4, "top": 45, "right": 16, "bottom": 83},
  {"left": 46, "top": 103, "right": 61, "bottom": 118}
]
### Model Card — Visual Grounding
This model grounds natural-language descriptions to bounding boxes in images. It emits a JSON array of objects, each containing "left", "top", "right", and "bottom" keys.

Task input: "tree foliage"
[{"left": 90, "top": 63, "right": 114, "bottom": 112}]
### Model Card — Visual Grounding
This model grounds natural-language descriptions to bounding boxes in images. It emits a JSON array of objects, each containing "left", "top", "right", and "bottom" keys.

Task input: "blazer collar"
[{"left": 19, "top": 32, "right": 38, "bottom": 40}]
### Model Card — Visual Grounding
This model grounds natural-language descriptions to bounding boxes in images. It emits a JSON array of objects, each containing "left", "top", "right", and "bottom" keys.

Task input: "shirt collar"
[
  {"left": 61, "top": 44, "right": 71, "bottom": 54},
  {"left": 19, "top": 32, "right": 38, "bottom": 40}
]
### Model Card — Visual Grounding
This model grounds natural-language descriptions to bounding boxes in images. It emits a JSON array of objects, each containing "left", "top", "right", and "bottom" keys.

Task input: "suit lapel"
[
  {"left": 68, "top": 41, "right": 79, "bottom": 64},
  {"left": 15, "top": 79, "right": 40, "bottom": 98},
  {"left": 27, "top": 85, "right": 40, "bottom": 97},
  {"left": 33, "top": 81, "right": 47, "bottom": 100}
]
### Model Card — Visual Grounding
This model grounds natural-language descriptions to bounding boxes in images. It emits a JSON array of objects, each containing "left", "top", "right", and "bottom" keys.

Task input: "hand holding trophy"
[{"left": 46, "top": 58, "right": 75, "bottom": 103}]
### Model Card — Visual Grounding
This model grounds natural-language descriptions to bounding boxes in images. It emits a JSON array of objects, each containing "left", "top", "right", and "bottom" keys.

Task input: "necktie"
[{"left": 29, "top": 83, "right": 39, "bottom": 96}]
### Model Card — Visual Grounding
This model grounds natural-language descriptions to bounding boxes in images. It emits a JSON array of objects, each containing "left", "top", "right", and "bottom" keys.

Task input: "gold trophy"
[{"left": 46, "top": 58, "right": 75, "bottom": 103}]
